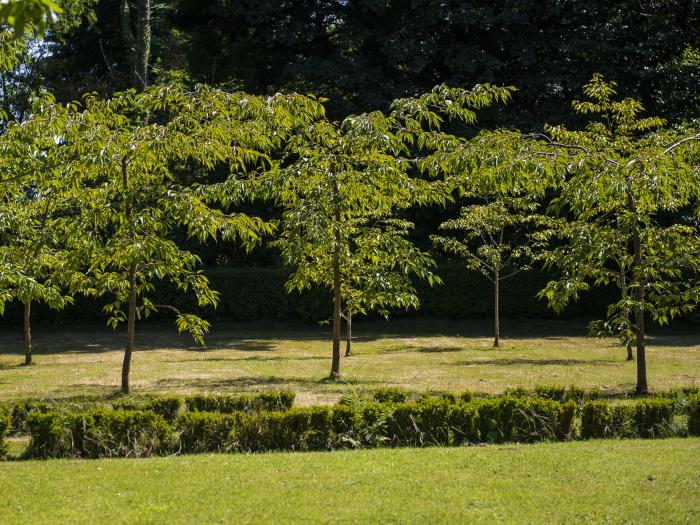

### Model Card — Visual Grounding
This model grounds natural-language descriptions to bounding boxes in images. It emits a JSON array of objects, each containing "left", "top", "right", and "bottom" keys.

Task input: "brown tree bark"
[
  {"left": 120, "top": 0, "right": 151, "bottom": 91},
  {"left": 628, "top": 193, "right": 648, "bottom": 394},
  {"left": 121, "top": 263, "right": 137, "bottom": 394},
  {"left": 493, "top": 269, "right": 500, "bottom": 348},
  {"left": 632, "top": 241, "right": 647, "bottom": 393},
  {"left": 120, "top": 156, "right": 137, "bottom": 394},
  {"left": 134, "top": 0, "right": 151, "bottom": 90},
  {"left": 345, "top": 307, "right": 352, "bottom": 357},
  {"left": 330, "top": 178, "right": 341, "bottom": 379},
  {"left": 23, "top": 300, "right": 32, "bottom": 365}
]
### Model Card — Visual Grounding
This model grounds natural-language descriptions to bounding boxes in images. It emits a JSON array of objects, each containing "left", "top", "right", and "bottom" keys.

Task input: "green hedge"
[
  {"left": 25, "top": 409, "right": 176, "bottom": 459},
  {"left": 184, "top": 391, "right": 295, "bottom": 413},
  {"left": 112, "top": 397, "right": 184, "bottom": 422},
  {"left": 18, "top": 391, "right": 693, "bottom": 459},
  {"left": 176, "top": 411, "right": 244, "bottom": 453},
  {"left": 688, "top": 394, "right": 700, "bottom": 436},
  {"left": 581, "top": 398, "right": 675, "bottom": 439},
  {"left": 0, "top": 405, "right": 10, "bottom": 458}
]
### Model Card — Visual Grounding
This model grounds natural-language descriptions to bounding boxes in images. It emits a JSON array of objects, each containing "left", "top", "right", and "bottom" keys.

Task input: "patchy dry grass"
[{"left": 0, "top": 319, "right": 698, "bottom": 404}]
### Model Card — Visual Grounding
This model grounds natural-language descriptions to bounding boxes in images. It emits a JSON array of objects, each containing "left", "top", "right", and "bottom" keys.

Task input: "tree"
[
  {"left": 266, "top": 84, "right": 514, "bottom": 378},
  {"left": 0, "top": 0, "right": 62, "bottom": 36},
  {"left": 531, "top": 74, "right": 700, "bottom": 393},
  {"left": 47, "top": 83, "right": 322, "bottom": 393},
  {"left": 432, "top": 200, "right": 540, "bottom": 348},
  {"left": 0, "top": 100, "right": 74, "bottom": 364}
]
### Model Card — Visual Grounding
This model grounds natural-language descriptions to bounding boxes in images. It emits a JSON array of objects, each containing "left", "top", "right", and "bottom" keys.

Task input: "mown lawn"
[
  {"left": 1, "top": 319, "right": 698, "bottom": 404},
  {"left": 0, "top": 439, "right": 697, "bottom": 524}
]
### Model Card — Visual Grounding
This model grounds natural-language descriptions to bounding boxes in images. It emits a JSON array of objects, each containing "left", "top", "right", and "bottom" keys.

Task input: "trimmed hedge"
[
  {"left": 0, "top": 405, "right": 10, "bottom": 458},
  {"left": 17, "top": 392, "right": 693, "bottom": 459},
  {"left": 688, "top": 394, "right": 700, "bottom": 436},
  {"left": 26, "top": 409, "right": 176, "bottom": 459},
  {"left": 176, "top": 411, "right": 244, "bottom": 453},
  {"left": 112, "top": 397, "right": 184, "bottom": 422},
  {"left": 185, "top": 391, "right": 295, "bottom": 413},
  {"left": 581, "top": 398, "right": 675, "bottom": 439}
]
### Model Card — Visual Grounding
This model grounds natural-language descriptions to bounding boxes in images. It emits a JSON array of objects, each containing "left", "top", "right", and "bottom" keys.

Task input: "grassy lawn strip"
[
  {"left": 1, "top": 320, "right": 698, "bottom": 404},
  {"left": 1, "top": 439, "right": 698, "bottom": 524}
]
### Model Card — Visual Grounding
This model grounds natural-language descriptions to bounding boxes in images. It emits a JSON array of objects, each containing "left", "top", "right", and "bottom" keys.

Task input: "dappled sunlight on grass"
[{"left": 0, "top": 319, "right": 698, "bottom": 404}]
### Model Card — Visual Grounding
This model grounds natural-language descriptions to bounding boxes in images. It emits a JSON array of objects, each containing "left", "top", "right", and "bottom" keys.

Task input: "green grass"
[
  {"left": 0, "top": 439, "right": 697, "bottom": 524},
  {"left": 1, "top": 319, "right": 698, "bottom": 404}
]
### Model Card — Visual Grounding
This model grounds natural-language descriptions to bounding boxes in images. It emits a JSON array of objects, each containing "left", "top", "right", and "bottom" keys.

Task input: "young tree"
[
  {"left": 50, "top": 84, "right": 322, "bottom": 393},
  {"left": 432, "top": 200, "right": 541, "bottom": 348},
  {"left": 530, "top": 75, "right": 700, "bottom": 393},
  {"left": 0, "top": 95, "right": 74, "bottom": 365},
  {"left": 267, "top": 84, "right": 514, "bottom": 378}
]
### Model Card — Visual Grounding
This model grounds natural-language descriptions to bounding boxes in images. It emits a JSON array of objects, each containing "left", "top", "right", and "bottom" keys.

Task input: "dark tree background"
[{"left": 32, "top": 0, "right": 700, "bottom": 127}]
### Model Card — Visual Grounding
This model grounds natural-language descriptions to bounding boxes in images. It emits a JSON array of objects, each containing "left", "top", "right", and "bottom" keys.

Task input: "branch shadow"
[{"left": 451, "top": 358, "right": 618, "bottom": 367}]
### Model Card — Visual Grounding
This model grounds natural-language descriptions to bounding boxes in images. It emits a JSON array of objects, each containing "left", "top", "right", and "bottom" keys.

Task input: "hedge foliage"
[
  {"left": 688, "top": 394, "right": 700, "bottom": 436},
  {"left": 184, "top": 391, "right": 295, "bottom": 413},
  {"left": 0, "top": 405, "right": 10, "bottom": 458},
  {"left": 17, "top": 394, "right": 641, "bottom": 459},
  {"left": 581, "top": 398, "right": 675, "bottom": 439},
  {"left": 10, "top": 388, "right": 698, "bottom": 459},
  {"left": 4, "top": 391, "right": 294, "bottom": 436}
]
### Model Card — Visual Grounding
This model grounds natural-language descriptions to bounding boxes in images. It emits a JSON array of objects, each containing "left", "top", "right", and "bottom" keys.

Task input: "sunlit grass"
[
  {"left": 0, "top": 319, "right": 698, "bottom": 404},
  {"left": 0, "top": 439, "right": 698, "bottom": 524}
]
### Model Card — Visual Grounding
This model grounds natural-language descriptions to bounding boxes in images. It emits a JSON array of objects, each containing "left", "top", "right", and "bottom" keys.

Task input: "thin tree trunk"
[
  {"left": 120, "top": 0, "right": 151, "bottom": 91},
  {"left": 628, "top": 194, "right": 648, "bottom": 394},
  {"left": 632, "top": 258, "right": 647, "bottom": 393},
  {"left": 121, "top": 263, "right": 137, "bottom": 394},
  {"left": 330, "top": 179, "right": 341, "bottom": 379},
  {"left": 493, "top": 270, "right": 500, "bottom": 348},
  {"left": 134, "top": 0, "right": 151, "bottom": 90},
  {"left": 23, "top": 300, "right": 32, "bottom": 365},
  {"left": 121, "top": 156, "right": 137, "bottom": 394},
  {"left": 620, "top": 266, "right": 634, "bottom": 361},
  {"left": 345, "top": 307, "right": 352, "bottom": 357}
]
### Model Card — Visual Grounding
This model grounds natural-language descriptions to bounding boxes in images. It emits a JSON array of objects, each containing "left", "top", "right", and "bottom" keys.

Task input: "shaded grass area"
[
  {"left": 0, "top": 319, "right": 698, "bottom": 405},
  {"left": 0, "top": 439, "right": 698, "bottom": 524}
]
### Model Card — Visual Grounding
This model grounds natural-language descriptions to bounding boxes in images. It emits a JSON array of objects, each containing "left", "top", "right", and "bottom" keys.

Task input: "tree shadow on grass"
[
  {"left": 417, "top": 346, "right": 465, "bottom": 353},
  {"left": 175, "top": 355, "right": 328, "bottom": 364},
  {"left": 451, "top": 358, "right": 618, "bottom": 367},
  {"left": 151, "top": 375, "right": 385, "bottom": 391}
]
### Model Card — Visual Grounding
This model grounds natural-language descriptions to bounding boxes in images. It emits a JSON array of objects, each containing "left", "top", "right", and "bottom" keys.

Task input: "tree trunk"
[
  {"left": 620, "top": 266, "right": 634, "bottom": 361},
  {"left": 134, "top": 0, "right": 151, "bottom": 90},
  {"left": 493, "top": 270, "right": 500, "bottom": 348},
  {"left": 121, "top": 263, "right": 137, "bottom": 394},
  {"left": 345, "top": 307, "right": 352, "bottom": 357},
  {"left": 23, "top": 300, "right": 32, "bottom": 365},
  {"left": 330, "top": 179, "right": 341, "bottom": 379},
  {"left": 120, "top": 0, "right": 151, "bottom": 91},
  {"left": 629, "top": 194, "right": 648, "bottom": 394}
]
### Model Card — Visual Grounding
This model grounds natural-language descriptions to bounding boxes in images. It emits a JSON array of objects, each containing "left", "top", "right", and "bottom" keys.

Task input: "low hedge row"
[
  {"left": 27, "top": 394, "right": 692, "bottom": 460},
  {"left": 0, "top": 406, "right": 10, "bottom": 458},
  {"left": 581, "top": 399, "right": 676, "bottom": 439},
  {"left": 3, "top": 391, "right": 295, "bottom": 435},
  {"left": 688, "top": 394, "right": 700, "bottom": 436}
]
